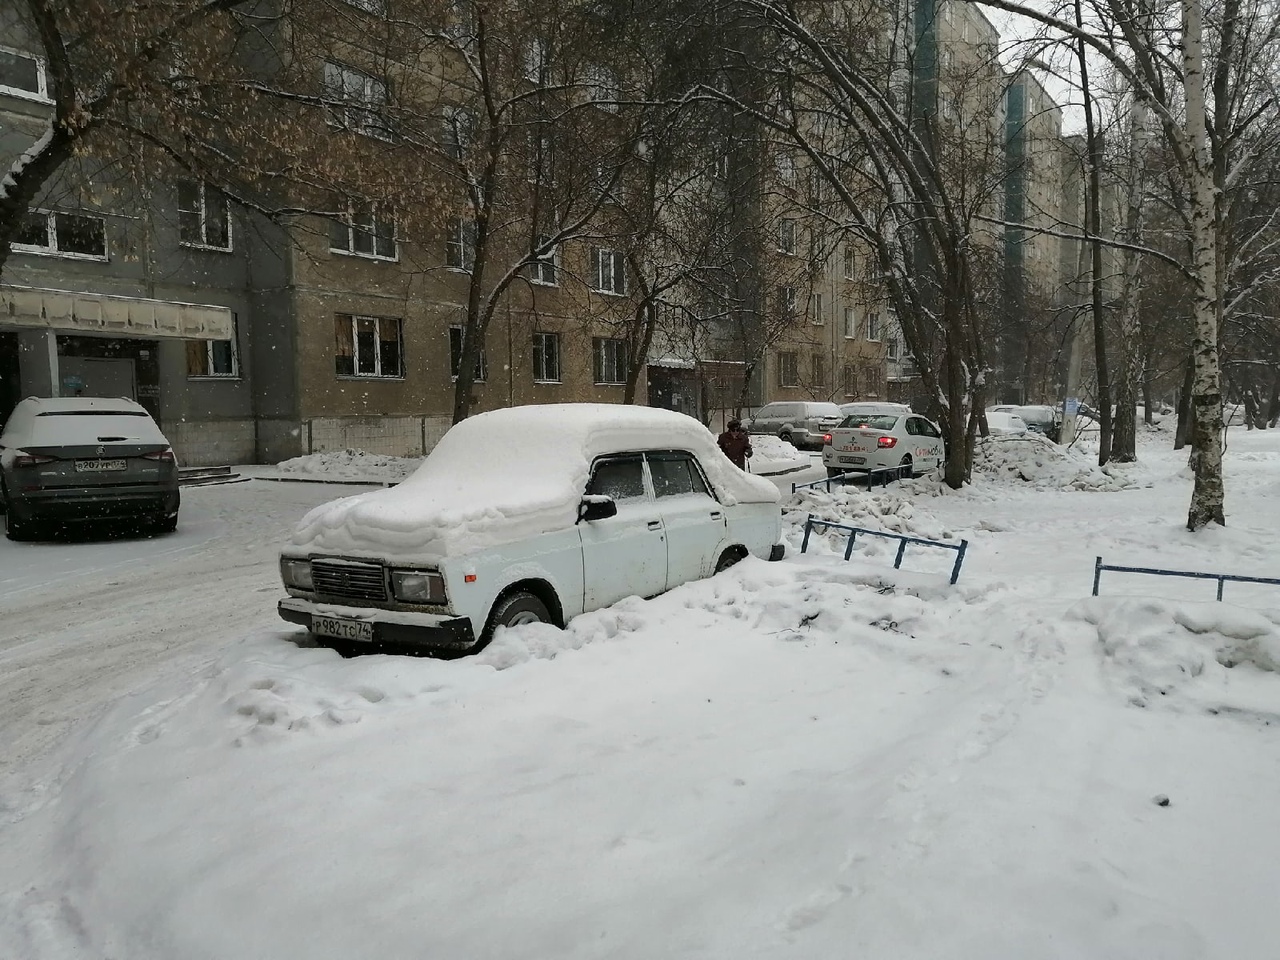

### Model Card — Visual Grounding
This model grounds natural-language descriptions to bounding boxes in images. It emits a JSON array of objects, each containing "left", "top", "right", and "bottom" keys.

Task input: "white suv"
[
  {"left": 746, "top": 401, "right": 844, "bottom": 450},
  {"left": 278, "top": 404, "right": 785, "bottom": 655}
]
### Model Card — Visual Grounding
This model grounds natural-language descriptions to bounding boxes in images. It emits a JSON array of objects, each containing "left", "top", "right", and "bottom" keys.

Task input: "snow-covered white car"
[
  {"left": 839, "top": 401, "right": 912, "bottom": 420},
  {"left": 822, "top": 412, "right": 946, "bottom": 479},
  {"left": 278, "top": 405, "right": 785, "bottom": 654},
  {"left": 745, "top": 401, "right": 843, "bottom": 450},
  {"left": 989, "top": 404, "right": 1059, "bottom": 440},
  {"left": 984, "top": 411, "right": 1030, "bottom": 437}
]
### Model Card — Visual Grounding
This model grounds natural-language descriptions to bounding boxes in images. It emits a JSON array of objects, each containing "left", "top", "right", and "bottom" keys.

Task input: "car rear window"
[
  {"left": 28, "top": 412, "right": 167, "bottom": 446},
  {"left": 841, "top": 415, "right": 899, "bottom": 431}
]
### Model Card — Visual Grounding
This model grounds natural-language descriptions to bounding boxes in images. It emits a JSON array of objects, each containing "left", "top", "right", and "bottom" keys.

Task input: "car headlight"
[
  {"left": 280, "top": 558, "right": 313, "bottom": 590},
  {"left": 390, "top": 569, "right": 446, "bottom": 604}
]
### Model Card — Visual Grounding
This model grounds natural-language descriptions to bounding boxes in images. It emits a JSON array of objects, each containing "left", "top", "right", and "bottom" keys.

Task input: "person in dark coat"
[{"left": 717, "top": 419, "right": 753, "bottom": 470}]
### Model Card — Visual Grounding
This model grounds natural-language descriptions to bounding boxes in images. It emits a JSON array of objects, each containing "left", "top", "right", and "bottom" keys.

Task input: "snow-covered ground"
[{"left": 3, "top": 426, "right": 1280, "bottom": 958}]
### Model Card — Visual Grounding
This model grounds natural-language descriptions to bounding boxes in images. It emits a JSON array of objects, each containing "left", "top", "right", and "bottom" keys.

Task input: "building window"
[
  {"left": 843, "top": 306, "right": 857, "bottom": 339},
  {"left": 522, "top": 37, "right": 549, "bottom": 82},
  {"left": 863, "top": 364, "right": 882, "bottom": 395},
  {"left": 778, "top": 352, "right": 799, "bottom": 387},
  {"left": 842, "top": 363, "right": 857, "bottom": 396},
  {"left": 714, "top": 152, "right": 730, "bottom": 180},
  {"left": 0, "top": 47, "right": 48, "bottom": 100},
  {"left": 866, "top": 311, "right": 881, "bottom": 341},
  {"left": 177, "top": 181, "right": 231, "bottom": 250},
  {"left": 777, "top": 285, "right": 797, "bottom": 316},
  {"left": 811, "top": 352, "right": 826, "bottom": 387},
  {"left": 591, "top": 247, "right": 627, "bottom": 295},
  {"left": 810, "top": 292, "right": 824, "bottom": 325},
  {"left": 335, "top": 315, "right": 403, "bottom": 378},
  {"left": 778, "top": 219, "right": 796, "bottom": 255},
  {"left": 330, "top": 198, "right": 397, "bottom": 260},
  {"left": 322, "top": 61, "right": 392, "bottom": 139},
  {"left": 14, "top": 210, "right": 107, "bottom": 259},
  {"left": 449, "top": 325, "right": 488, "bottom": 381},
  {"left": 775, "top": 152, "right": 797, "bottom": 186},
  {"left": 584, "top": 64, "right": 619, "bottom": 112},
  {"left": 528, "top": 235, "right": 558, "bottom": 285},
  {"left": 532, "top": 331, "right": 561, "bottom": 382},
  {"left": 593, "top": 337, "right": 627, "bottom": 384},
  {"left": 446, "top": 218, "right": 477, "bottom": 271},
  {"left": 441, "top": 105, "right": 474, "bottom": 161},
  {"left": 843, "top": 245, "right": 855, "bottom": 279},
  {"left": 187, "top": 316, "right": 240, "bottom": 378},
  {"left": 887, "top": 338, "right": 900, "bottom": 360},
  {"left": 445, "top": 0, "right": 476, "bottom": 39}
]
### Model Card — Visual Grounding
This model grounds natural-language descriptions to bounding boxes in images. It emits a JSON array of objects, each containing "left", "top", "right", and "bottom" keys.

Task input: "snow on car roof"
[
  {"left": 290, "top": 404, "right": 780, "bottom": 562},
  {"left": 1, "top": 396, "right": 165, "bottom": 446},
  {"left": 23, "top": 396, "right": 146, "bottom": 413}
]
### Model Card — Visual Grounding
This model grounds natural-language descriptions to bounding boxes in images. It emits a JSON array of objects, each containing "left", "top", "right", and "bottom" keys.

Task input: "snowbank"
[
  {"left": 749, "top": 435, "right": 810, "bottom": 475},
  {"left": 972, "top": 433, "right": 1135, "bottom": 491},
  {"left": 274, "top": 449, "right": 422, "bottom": 483},
  {"left": 290, "top": 404, "right": 779, "bottom": 562}
]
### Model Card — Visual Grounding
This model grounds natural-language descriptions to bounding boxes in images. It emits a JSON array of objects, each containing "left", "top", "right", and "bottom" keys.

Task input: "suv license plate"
[
  {"left": 313, "top": 615, "right": 374, "bottom": 642},
  {"left": 76, "top": 459, "right": 127, "bottom": 472},
  {"left": 839, "top": 456, "right": 866, "bottom": 464}
]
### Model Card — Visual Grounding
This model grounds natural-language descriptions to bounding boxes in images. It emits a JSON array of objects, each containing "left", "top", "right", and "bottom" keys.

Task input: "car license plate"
[
  {"left": 75, "top": 459, "right": 127, "bottom": 472},
  {"left": 839, "top": 456, "right": 866, "bottom": 465},
  {"left": 312, "top": 615, "right": 374, "bottom": 642}
]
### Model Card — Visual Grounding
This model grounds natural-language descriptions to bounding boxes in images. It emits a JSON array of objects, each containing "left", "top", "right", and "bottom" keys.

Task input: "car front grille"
[{"left": 310, "top": 559, "right": 388, "bottom": 603}]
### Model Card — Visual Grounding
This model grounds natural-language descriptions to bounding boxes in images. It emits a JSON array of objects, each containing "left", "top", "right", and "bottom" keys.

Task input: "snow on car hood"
[{"left": 289, "top": 404, "right": 780, "bottom": 562}]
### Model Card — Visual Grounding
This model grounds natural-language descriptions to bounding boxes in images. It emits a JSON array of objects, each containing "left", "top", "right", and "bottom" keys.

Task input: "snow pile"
[
  {"left": 972, "top": 433, "right": 1134, "bottom": 491},
  {"left": 1071, "top": 597, "right": 1280, "bottom": 708},
  {"left": 749, "top": 435, "right": 810, "bottom": 475},
  {"left": 274, "top": 449, "right": 422, "bottom": 483},
  {"left": 290, "top": 405, "right": 778, "bottom": 562}
]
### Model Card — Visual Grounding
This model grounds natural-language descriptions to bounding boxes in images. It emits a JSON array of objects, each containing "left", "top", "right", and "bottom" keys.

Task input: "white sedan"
[{"left": 823, "top": 412, "right": 946, "bottom": 479}]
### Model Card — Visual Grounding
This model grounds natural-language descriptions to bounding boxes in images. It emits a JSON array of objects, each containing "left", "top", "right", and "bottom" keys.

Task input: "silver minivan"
[
  {"left": 746, "top": 401, "right": 844, "bottom": 450},
  {"left": 0, "top": 397, "right": 180, "bottom": 540}
]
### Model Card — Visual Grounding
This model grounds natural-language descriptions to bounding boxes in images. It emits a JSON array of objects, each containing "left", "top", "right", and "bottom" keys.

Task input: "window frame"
[
  {"left": 810, "top": 291, "right": 825, "bottom": 325},
  {"left": 12, "top": 209, "right": 108, "bottom": 261},
  {"left": 177, "top": 180, "right": 233, "bottom": 252},
  {"left": 528, "top": 235, "right": 559, "bottom": 286},
  {"left": 778, "top": 218, "right": 797, "bottom": 255},
  {"left": 532, "top": 331, "right": 562, "bottom": 383},
  {"left": 866, "top": 311, "right": 882, "bottom": 342},
  {"left": 811, "top": 352, "right": 826, "bottom": 388},
  {"left": 584, "top": 63, "right": 620, "bottom": 112},
  {"left": 322, "top": 60, "right": 393, "bottom": 141},
  {"left": 777, "top": 285, "right": 797, "bottom": 316},
  {"left": 445, "top": 217, "right": 477, "bottom": 272},
  {"left": 843, "top": 305, "right": 857, "bottom": 339},
  {"left": 593, "top": 336, "right": 627, "bottom": 385},
  {"left": 591, "top": 247, "right": 627, "bottom": 296},
  {"left": 842, "top": 363, "right": 858, "bottom": 397},
  {"left": 646, "top": 450, "right": 714, "bottom": 501},
  {"left": 334, "top": 314, "right": 405, "bottom": 379},
  {"left": 449, "top": 325, "right": 488, "bottom": 382},
  {"left": 187, "top": 316, "right": 241, "bottom": 379},
  {"left": 842, "top": 245, "right": 856, "bottom": 279},
  {"left": 777, "top": 351, "right": 799, "bottom": 388},
  {"left": 329, "top": 198, "right": 398, "bottom": 261},
  {"left": 0, "top": 46, "right": 49, "bottom": 101}
]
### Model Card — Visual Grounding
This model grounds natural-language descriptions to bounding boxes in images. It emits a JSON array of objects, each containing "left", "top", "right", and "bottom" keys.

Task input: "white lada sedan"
[
  {"left": 278, "top": 404, "right": 785, "bottom": 655},
  {"left": 822, "top": 411, "right": 947, "bottom": 479}
]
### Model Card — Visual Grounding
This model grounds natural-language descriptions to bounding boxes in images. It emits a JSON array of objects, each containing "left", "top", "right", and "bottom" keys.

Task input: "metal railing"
[
  {"left": 1092, "top": 556, "right": 1280, "bottom": 602},
  {"left": 792, "top": 465, "right": 908, "bottom": 494},
  {"left": 801, "top": 514, "right": 970, "bottom": 584}
]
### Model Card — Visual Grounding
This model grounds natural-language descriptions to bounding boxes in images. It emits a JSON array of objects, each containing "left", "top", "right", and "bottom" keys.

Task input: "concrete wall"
[{"left": 166, "top": 418, "right": 257, "bottom": 467}]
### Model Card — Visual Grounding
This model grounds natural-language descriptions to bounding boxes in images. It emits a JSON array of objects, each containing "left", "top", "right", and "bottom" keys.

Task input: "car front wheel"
[
  {"left": 898, "top": 455, "right": 914, "bottom": 480},
  {"left": 482, "top": 590, "right": 553, "bottom": 648}
]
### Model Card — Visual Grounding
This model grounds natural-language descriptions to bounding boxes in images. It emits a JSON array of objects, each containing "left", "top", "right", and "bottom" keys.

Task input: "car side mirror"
[{"left": 577, "top": 496, "right": 618, "bottom": 524}]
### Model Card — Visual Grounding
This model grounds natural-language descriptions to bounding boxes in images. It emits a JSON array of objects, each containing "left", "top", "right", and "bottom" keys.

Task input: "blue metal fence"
[
  {"left": 1092, "top": 556, "right": 1280, "bottom": 602},
  {"left": 792, "top": 465, "right": 908, "bottom": 494},
  {"left": 801, "top": 514, "right": 970, "bottom": 584}
]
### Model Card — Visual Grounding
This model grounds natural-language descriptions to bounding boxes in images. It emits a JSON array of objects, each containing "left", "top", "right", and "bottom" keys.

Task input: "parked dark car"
[{"left": 0, "top": 397, "right": 180, "bottom": 540}]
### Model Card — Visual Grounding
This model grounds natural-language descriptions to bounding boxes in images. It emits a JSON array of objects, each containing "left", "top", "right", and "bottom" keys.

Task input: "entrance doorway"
[{"left": 58, "top": 356, "right": 137, "bottom": 400}]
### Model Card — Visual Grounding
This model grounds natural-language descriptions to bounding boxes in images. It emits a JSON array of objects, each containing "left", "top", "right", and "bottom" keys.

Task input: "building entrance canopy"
[{"left": 0, "top": 285, "right": 233, "bottom": 341}]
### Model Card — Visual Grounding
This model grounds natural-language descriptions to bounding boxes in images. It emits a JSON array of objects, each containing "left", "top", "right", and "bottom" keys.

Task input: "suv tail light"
[
  {"left": 877, "top": 436, "right": 898, "bottom": 448},
  {"left": 13, "top": 453, "right": 55, "bottom": 468},
  {"left": 143, "top": 449, "right": 176, "bottom": 463}
]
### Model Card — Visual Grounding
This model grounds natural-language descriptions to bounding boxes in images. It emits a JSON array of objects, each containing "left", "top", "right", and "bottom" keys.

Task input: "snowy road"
[{"left": 2, "top": 432, "right": 1280, "bottom": 958}]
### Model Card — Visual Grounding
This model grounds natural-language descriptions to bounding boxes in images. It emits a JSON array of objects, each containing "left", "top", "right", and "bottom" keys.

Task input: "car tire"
[
  {"left": 779, "top": 430, "right": 793, "bottom": 445},
  {"left": 481, "top": 590, "right": 553, "bottom": 648},
  {"left": 715, "top": 546, "right": 748, "bottom": 573},
  {"left": 153, "top": 514, "right": 178, "bottom": 535},
  {"left": 826, "top": 467, "right": 846, "bottom": 481},
  {"left": 898, "top": 455, "right": 914, "bottom": 480},
  {"left": 3, "top": 495, "right": 38, "bottom": 542}
]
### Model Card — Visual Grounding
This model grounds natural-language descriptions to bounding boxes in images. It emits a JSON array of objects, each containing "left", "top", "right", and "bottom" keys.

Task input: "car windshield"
[
  {"left": 841, "top": 415, "right": 899, "bottom": 431},
  {"left": 26, "top": 413, "right": 166, "bottom": 446}
]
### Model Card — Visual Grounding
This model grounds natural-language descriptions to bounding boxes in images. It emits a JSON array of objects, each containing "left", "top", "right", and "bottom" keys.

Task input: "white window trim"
[
  {"left": 189, "top": 319, "right": 241, "bottom": 380},
  {"left": 866, "top": 312, "right": 882, "bottom": 342},
  {"left": 528, "top": 238, "right": 559, "bottom": 286},
  {"left": 594, "top": 337, "right": 627, "bottom": 385},
  {"left": 591, "top": 247, "right": 627, "bottom": 296},
  {"left": 778, "top": 219, "right": 796, "bottom": 255},
  {"left": 178, "top": 182, "right": 234, "bottom": 253},
  {"left": 322, "top": 60, "right": 393, "bottom": 141},
  {"left": 12, "top": 209, "right": 108, "bottom": 261},
  {"left": 445, "top": 218, "right": 477, "bottom": 273},
  {"left": 843, "top": 306, "right": 857, "bottom": 340},
  {"left": 330, "top": 199, "right": 398, "bottom": 262},
  {"left": 0, "top": 46, "right": 50, "bottom": 102},
  {"left": 810, "top": 292, "right": 825, "bottom": 326},
  {"left": 778, "top": 352, "right": 800, "bottom": 388},
  {"left": 337, "top": 314, "right": 404, "bottom": 379},
  {"left": 449, "top": 325, "right": 488, "bottom": 382},
  {"left": 532, "top": 331, "right": 562, "bottom": 383}
]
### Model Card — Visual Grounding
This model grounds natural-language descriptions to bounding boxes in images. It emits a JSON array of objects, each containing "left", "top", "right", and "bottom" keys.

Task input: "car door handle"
[
  {"left": 709, "top": 511, "right": 723, "bottom": 520},
  {"left": 647, "top": 520, "right": 662, "bottom": 530}
]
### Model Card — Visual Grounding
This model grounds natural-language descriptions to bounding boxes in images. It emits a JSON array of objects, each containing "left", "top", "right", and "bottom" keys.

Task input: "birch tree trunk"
[
  {"left": 1111, "top": 95, "right": 1150, "bottom": 462},
  {"left": 1181, "top": 0, "right": 1226, "bottom": 528}
]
